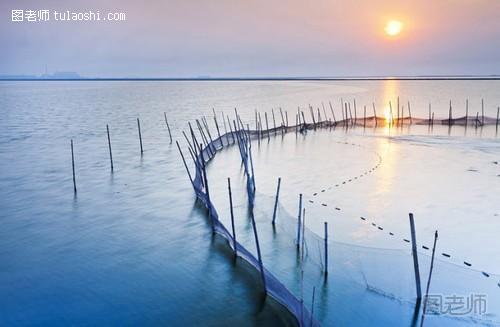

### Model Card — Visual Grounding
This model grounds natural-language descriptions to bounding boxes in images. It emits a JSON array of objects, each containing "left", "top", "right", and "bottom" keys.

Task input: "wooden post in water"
[
  {"left": 420, "top": 231, "right": 439, "bottom": 327},
  {"left": 353, "top": 99, "right": 357, "bottom": 126},
  {"left": 496, "top": 107, "right": 499, "bottom": 132},
  {"left": 106, "top": 124, "right": 114, "bottom": 172},
  {"left": 324, "top": 221, "right": 328, "bottom": 275},
  {"left": 310, "top": 286, "right": 316, "bottom": 327},
  {"left": 397, "top": 96, "right": 400, "bottom": 126},
  {"left": 250, "top": 211, "right": 267, "bottom": 293},
  {"left": 409, "top": 213, "right": 422, "bottom": 301},
  {"left": 228, "top": 178, "right": 237, "bottom": 256},
  {"left": 164, "top": 112, "right": 173, "bottom": 144},
  {"left": 137, "top": 118, "right": 143, "bottom": 154},
  {"left": 448, "top": 100, "right": 453, "bottom": 126},
  {"left": 296, "top": 194, "right": 303, "bottom": 249},
  {"left": 465, "top": 99, "right": 469, "bottom": 128},
  {"left": 71, "top": 139, "right": 77, "bottom": 193},
  {"left": 272, "top": 177, "right": 282, "bottom": 225},
  {"left": 428, "top": 103, "right": 432, "bottom": 126},
  {"left": 482, "top": 99, "right": 485, "bottom": 126},
  {"left": 475, "top": 112, "right": 479, "bottom": 129},
  {"left": 272, "top": 108, "right": 277, "bottom": 133},
  {"left": 329, "top": 101, "right": 337, "bottom": 125},
  {"left": 363, "top": 105, "right": 367, "bottom": 128},
  {"left": 265, "top": 112, "right": 270, "bottom": 140},
  {"left": 176, "top": 141, "right": 195, "bottom": 190},
  {"left": 408, "top": 100, "right": 412, "bottom": 125},
  {"left": 373, "top": 102, "right": 377, "bottom": 127}
]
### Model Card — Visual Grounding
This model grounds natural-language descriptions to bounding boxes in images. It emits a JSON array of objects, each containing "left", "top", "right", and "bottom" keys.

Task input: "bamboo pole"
[
  {"left": 363, "top": 105, "right": 367, "bottom": 128},
  {"left": 265, "top": 112, "right": 270, "bottom": 140},
  {"left": 324, "top": 221, "right": 328, "bottom": 275},
  {"left": 408, "top": 100, "right": 412, "bottom": 125},
  {"left": 420, "top": 231, "right": 439, "bottom": 327},
  {"left": 272, "top": 177, "right": 282, "bottom": 225},
  {"left": 228, "top": 178, "right": 237, "bottom": 256},
  {"left": 496, "top": 107, "right": 499, "bottom": 132},
  {"left": 482, "top": 99, "right": 485, "bottom": 125},
  {"left": 106, "top": 124, "right": 114, "bottom": 172},
  {"left": 137, "top": 118, "right": 143, "bottom": 154},
  {"left": 272, "top": 108, "right": 277, "bottom": 132},
  {"left": 296, "top": 194, "right": 303, "bottom": 249},
  {"left": 329, "top": 101, "right": 337, "bottom": 125},
  {"left": 164, "top": 112, "right": 173, "bottom": 144},
  {"left": 409, "top": 213, "right": 422, "bottom": 301},
  {"left": 250, "top": 211, "right": 267, "bottom": 293},
  {"left": 465, "top": 99, "right": 469, "bottom": 128},
  {"left": 176, "top": 141, "right": 194, "bottom": 190},
  {"left": 70, "top": 139, "right": 76, "bottom": 193}
]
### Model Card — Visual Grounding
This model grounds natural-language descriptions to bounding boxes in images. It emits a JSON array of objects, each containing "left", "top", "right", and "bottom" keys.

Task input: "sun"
[{"left": 385, "top": 20, "right": 403, "bottom": 37}]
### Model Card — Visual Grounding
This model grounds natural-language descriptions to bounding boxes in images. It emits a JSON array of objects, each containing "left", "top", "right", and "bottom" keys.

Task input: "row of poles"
[
  {"left": 67, "top": 98, "right": 492, "bottom": 325},
  {"left": 70, "top": 97, "right": 500, "bottom": 192},
  {"left": 70, "top": 114, "right": 173, "bottom": 193}
]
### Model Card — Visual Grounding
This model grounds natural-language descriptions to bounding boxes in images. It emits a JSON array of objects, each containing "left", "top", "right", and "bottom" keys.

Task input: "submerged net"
[{"left": 181, "top": 115, "right": 500, "bottom": 326}]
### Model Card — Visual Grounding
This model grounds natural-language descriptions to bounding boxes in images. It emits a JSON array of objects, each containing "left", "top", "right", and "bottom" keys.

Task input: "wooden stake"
[
  {"left": 265, "top": 112, "right": 270, "bottom": 140},
  {"left": 296, "top": 194, "right": 303, "bottom": 248},
  {"left": 409, "top": 213, "right": 422, "bottom": 301},
  {"left": 106, "top": 124, "right": 114, "bottom": 172},
  {"left": 272, "top": 177, "right": 282, "bottom": 225},
  {"left": 408, "top": 100, "right": 412, "bottom": 124},
  {"left": 176, "top": 141, "right": 194, "bottom": 190},
  {"left": 465, "top": 99, "right": 469, "bottom": 128},
  {"left": 329, "top": 101, "right": 337, "bottom": 125},
  {"left": 70, "top": 139, "right": 76, "bottom": 193},
  {"left": 449, "top": 100, "right": 453, "bottom": 126},
  {"left": 420, "top": 231, "right": 439, "bottom": 327},
  {"left": 353, "top": 99, "right": 357, "bottom": 125},
  {"left": 310, "top": 286, "right": 316, "bottom": 327},
  {"left": 373, "top": 102, "right": 377, "bottom": 127},
  {"left": 250, "top": 211, "right": 267, "bottom": 293},
  {"left": 137, "top": 118, "right": 143, "bottom": 154},
  {"left": 228, "top": 178, "right": 237, "bottom": 256},
  {"left": 496, "top": 107, "right": 499, "bottom": 132},
  {"left": 324, "top": 221, "right": 328, "bottom": 275},
  {"left": 164, "top": 112, "right": 173, "bottom": 144},
  {"left": 482, "top": 98, "right": 485, "bottom": 126},
  {"left": 363, "top": 105, "right": 367, "bottom": 128}
]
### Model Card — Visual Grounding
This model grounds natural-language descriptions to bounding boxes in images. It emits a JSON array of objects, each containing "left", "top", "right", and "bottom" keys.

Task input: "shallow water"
[{"left": 1, "top": 80, "right": 499, "bottom": 325}]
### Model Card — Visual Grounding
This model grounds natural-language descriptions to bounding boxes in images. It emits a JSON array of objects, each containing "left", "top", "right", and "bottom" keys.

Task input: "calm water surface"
[{"left": 1, "top": 80, "right": 499, "bottom": 326}]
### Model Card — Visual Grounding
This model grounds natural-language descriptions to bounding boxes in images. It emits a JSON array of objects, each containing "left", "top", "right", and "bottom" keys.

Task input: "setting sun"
[{"left": 385, "top": 20, "right": 403, "bottom": 36}]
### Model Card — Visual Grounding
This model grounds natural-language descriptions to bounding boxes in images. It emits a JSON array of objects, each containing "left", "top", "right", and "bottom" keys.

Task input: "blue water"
[{"left": 1, "top": 80, "right": 499, "bottom": 326}]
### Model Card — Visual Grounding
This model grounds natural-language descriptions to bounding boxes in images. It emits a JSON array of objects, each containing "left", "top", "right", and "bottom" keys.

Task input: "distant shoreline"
[{"left": 1, "top": 76, "right": 499, "bottom": 81}]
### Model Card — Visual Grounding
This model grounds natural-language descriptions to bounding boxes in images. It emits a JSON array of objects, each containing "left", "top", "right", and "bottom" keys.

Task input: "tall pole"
[
  {"left": 409, "top": 213, "right": 422, "bottom": 301},
  {"left": 421, "top": 231, "right": 439, "bottom": 327},
  {"left": 137, "top": 118, "right": 143, "bottom": 154},
  {"left": 164, "top": 112, "right": 173, "bottom": 144},
  {"left": 271, "top": 177, "right": 282, "bottom": 225},
  {"left": 228, "top": 178, "right": 237, "bottom": 256},
  {"left": 106, "top": 124, "right": 114, "bottom": 172},
  {"left": 71, "top": 139, "right": 76, "bottom": 193},
  {"left": 324, "top": 221, "right": 328, "bottom": 275},
  {"left": 296, "top": 194, "right": 303, "bottom": 249}
]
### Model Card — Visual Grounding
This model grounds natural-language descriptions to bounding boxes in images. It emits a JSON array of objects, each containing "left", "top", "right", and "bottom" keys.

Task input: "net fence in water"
[
  {"left": 180, "top": 115, "right": 500, "bottom": 326},
  {"left": 267, "top": 192, "right": 500, "bottom": 326},
  {"left": 184, "top": 127, "right": 320, "bottom": 327}
]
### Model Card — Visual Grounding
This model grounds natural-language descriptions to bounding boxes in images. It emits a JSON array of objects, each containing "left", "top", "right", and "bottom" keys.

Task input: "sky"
[{"left": 1, "top": 0, "right": 499, "bottom": 77}]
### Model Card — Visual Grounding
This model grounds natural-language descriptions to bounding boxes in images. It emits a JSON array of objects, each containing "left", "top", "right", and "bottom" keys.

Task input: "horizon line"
[{"left": 1, "top": 74, "right": 500, "bottom": 81}]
